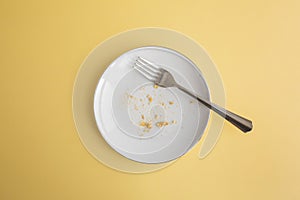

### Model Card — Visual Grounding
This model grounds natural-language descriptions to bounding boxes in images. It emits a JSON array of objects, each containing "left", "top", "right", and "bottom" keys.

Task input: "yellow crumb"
[
  {"left": 154, "top": 84, "right": 158, "bottom": 89},
  {"left": 141, "top": 114, "right": 145, "bottom": 120},
  {"left": 146, "top": 94, "right": 153, "bottom": 103},
  {"left": 149, "top": 97, "right": 153, "bottom": 103},
  {"left": 172, "top": 120, "right": 177, "bottom": 124},
  {"left": 156, "top": 121, "right": 169, "bottom": 128},
  {"left": 169, "top": 101, "right": 174, "bottom": 105},
  {"left": 161, "top": 102, "right": 165, "bottom": 106},
  {"left": 140, "top": 121, "right": 152, "bottom": 129},
  {"left": 154, "top": 114, "right": 158, "bottom": 120}
]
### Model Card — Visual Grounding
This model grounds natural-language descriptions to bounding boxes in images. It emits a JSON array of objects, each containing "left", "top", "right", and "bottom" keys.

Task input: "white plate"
[{"left": 94, "top": 46, "right": 210, "bottom": 163}]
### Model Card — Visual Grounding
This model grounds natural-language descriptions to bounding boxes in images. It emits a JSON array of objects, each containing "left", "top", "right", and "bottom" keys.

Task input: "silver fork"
[{"left": 134, "top": 56, "right": 253, "bottom": 133}]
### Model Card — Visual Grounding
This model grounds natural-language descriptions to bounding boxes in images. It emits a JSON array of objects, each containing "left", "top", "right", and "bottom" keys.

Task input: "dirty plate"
[{"left": 94, "top": 46, "right": 210, "bottom": 163}]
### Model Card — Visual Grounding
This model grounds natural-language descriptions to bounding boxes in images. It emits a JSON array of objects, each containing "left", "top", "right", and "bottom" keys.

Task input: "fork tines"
[{"left": 134, "top": 57, "right": 161, "bottom": 82}]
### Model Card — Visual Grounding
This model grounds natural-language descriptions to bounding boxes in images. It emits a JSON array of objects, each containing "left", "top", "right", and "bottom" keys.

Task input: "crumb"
[
  {"left": 172, "top": 120, "right": 177, "bottom": 124},
  {"left": 128, "top": 94, "right": 138, "bottom": 100},
  {"left": 161, "top": 102, "right": 165, "bottom": 106},
  {"left": 169, "top": 101, "right": 174, "bottom": 105},
  {"left": 154, "top": 84, "right": 158, "bottom": 89},
  {"left": 146, "top": 94, "right": 153, "bottom": 103},
  {"left": 156, "top": 121, "right": 169, "bottom": 128},
  {"left": 190, "top": 100, "right": 194, "bottom": 104},
  {"left": 140, "top": 121, "right": 152, "bottom": 129},
  {"left": 141, "top": 114, "right": 145, "bottom": 120},
  {"left": 154, "top": 114, "right": 158, "bottom": 120}
]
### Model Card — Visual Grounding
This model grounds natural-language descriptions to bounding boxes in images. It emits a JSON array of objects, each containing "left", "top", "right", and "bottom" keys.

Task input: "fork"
[{"left": 133, "top": 56, "right": 253, "bottom": 133}]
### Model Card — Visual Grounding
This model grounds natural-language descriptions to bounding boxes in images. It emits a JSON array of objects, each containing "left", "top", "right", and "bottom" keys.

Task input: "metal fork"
[{"left": 134, "top": 56, "right": 253, "bottom": 133}]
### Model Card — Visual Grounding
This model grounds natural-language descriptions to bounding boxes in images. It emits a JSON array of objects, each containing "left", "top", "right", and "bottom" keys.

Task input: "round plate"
[{"left": 94, "top": 46, "right": 210, "bottom": 163}]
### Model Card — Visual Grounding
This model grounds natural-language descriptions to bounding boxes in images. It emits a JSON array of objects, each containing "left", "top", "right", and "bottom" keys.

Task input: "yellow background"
[{"left": 1, "top": 0, "right": 299, "bottom": 199}]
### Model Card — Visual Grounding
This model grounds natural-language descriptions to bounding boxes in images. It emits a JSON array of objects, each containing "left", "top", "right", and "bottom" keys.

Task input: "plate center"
[
  {"left": 127, "top": 84, "right": 171, "bottom": 138},
  {"left": 111, "top": 70, "right": 182, "bottom": 140}
]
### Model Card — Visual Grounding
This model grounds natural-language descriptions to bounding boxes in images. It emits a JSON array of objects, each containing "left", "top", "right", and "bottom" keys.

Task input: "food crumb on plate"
[
  {"left": 153, "top": 84, "right": 158, "bottom": 89},
  {"left": 146, "top": 94, "right": 153, "bottom": 103},
  {"left": 156, "top": 121, "right": 169, "bottom": 127},
  {"left": 169, "top": 101, "right": 174, "bottom": 105},
  {"left": 140, "top": 120, "right": 152, "bottom": 129}
]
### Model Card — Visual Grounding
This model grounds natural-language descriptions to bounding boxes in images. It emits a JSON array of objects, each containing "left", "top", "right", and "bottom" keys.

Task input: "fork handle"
[{"left": 176, "top": 84, "right": 253, "bottom": 133}]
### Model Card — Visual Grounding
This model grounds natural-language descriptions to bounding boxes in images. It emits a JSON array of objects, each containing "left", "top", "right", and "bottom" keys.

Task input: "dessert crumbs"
[
  {"left": 156, "top": 121, "right": 169, "bottom": 127},
  {"left": 139, "top": 121, "right": 152, "bottom": 129},
  {"left": 146, "top": 94, "right": 153, "bottom": 103}
]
